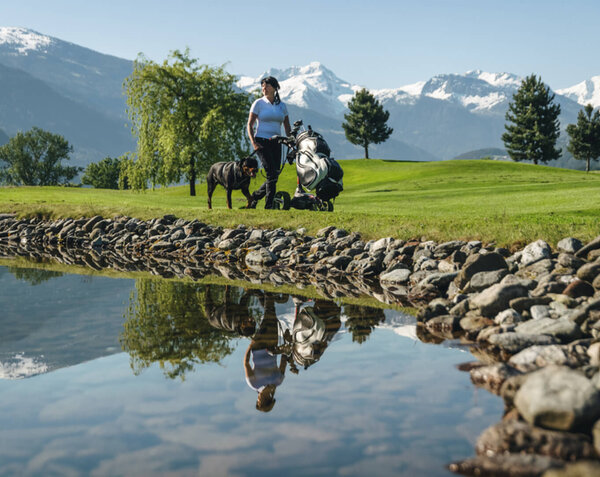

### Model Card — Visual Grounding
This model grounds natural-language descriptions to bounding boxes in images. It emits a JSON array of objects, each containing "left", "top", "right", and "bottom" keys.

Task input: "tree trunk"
[
  {"left": 587, "top": 157, "right": 590, "bottom": 173},
  {"left": 364, "top": 145, "right": 369, "bottom": 159},
  {"left": 189, "top": 163, "right": 196, "bottom": 196}
]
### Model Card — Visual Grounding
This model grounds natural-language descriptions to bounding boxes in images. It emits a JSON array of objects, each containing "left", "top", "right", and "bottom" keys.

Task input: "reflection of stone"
[{"left": 0, "top": 353, "right": 48, "bottom": 379}]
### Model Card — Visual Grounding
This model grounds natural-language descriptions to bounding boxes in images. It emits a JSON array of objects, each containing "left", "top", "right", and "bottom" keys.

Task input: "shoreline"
[{"left": 2, "top": 212, "right": 600, "bottom": 475}]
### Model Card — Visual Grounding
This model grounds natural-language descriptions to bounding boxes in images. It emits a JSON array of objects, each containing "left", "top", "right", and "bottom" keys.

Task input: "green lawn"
[{"left": 1, "top": 159, "right": 599, "bottom": 247}]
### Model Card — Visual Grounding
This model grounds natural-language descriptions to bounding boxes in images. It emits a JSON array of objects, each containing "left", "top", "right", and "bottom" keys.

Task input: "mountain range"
[{"left": 1, "top": 26, "right": 598, "bottom": 169}]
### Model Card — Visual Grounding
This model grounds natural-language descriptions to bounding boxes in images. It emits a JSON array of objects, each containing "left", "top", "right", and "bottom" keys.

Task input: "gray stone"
[
  {"left": 576, "top": 262, "right": 600, "bottom": 282},
  {"left": 448, "top": 454, "right": 562, "bottom": 477},
  {"left": 494, "top": 308, "right": 524, "bottom": 325},
  {"left": 488, "top": 332, "right": 558, "bottom": 354},
  {"left": 268, "top": 238, "right": 290, "bottom": 253},
  {"left": 558, "top": 252, "right": 586, "bottom": 270},
  {"left": 508, "top": 345, "right": 572, "bottom": 372},
  {"left": 471, "top": 283, "right": 529, "bottom": 317},
  {"left": 370, "top": 237, "right": 393, "bottom": 255},
  {"left": 575, "top": 234, "right": 600, "bottom": 258},
  {"left": 557, "top": 237, "right": 583, "bottom": 254},
  {"left": 454, "top": 252, "right": 508, "bottom": 289},
  {"left": 379, "top": 268, "right": 411, "bottom": 284},
  {"left": 465, "top": 269, "right": 508, "bottom": 292},
  {"left": 530, "top": 304, "right": 551, "bottom": 320},
  {"left": 469, "top": 363, "right": 521, "bottom": 394},
  {"left": 543, "top": 461, "right": 600, "bottom": 477},
  {"left": 476, "top": 420, "right": 596, "bottom": 461},
  {"left": 514, "top": 365, "right": 600, "bottom": 431},
  {"left": 514, "top": 317, "right": 582, "bottom": 342},
  {"left": 520, "top": 239, "right": 552, "bottom": 266},
  {"left": 245, "top": 248, "right": 277, "bottom": 267}
]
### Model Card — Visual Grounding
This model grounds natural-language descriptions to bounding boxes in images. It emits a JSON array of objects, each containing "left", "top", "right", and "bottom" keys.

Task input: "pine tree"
[
  {"left": 502, "top": 74, "right": 561, "bottom": 165},
  {"left": 566, "top": 104, "right": 600, "bottom": 172},
  {"left": 342, "top": 88, "right": 393, "bottom": 159}
]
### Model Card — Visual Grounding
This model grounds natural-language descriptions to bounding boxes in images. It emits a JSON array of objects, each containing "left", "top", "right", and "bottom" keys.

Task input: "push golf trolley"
[{"left": 271, "top": 120, "right": 344, "bottom": 212}]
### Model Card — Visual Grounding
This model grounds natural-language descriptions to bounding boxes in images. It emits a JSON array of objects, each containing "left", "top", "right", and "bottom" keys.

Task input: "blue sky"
[{"left": 1, "top": 0, "right": 598, "bottom": 89}]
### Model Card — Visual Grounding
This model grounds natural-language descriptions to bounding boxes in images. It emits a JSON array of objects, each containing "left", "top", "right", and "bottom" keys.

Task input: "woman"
[{"left": 247, "top": 76, "right": 291, "bottom": 209}]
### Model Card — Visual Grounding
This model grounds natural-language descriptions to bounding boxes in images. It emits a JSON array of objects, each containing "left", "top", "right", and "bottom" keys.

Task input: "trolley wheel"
[
  {"left": 273, "top": 191, "right": 291, "bottom": 210},
  {"left": 326, "top": 200, "right": 334, "bottom": 212}
]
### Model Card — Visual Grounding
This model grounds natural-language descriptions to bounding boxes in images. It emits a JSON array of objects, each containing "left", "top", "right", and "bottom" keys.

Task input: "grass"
[{"left": 1, "top": 159, "right": 599, "bottom": 248}]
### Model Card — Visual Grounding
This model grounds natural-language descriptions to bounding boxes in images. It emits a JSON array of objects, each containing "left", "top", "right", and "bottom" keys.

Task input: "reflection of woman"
[
  {"left": 243, "top": 293, "right": 287, "bottom": 412},
  {"left": 247, "top": 76, "right": 292, "bottom": 209}
]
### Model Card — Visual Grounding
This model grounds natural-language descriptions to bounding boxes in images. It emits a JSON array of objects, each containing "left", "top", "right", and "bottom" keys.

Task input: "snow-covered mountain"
[
  {"left": 0, "top": 26, "right": 597, "bottom": 165},
  {"left": 557, "top": 76, "right": 600, "bottom": 108},
  {"left": 238, "top": 64, "right": 588, "bottom": 159}
]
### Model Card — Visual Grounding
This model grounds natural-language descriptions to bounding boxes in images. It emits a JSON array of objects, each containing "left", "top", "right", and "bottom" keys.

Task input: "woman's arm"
[
  {"left": 283, "top": 116, "right": 291, "bottom": 136},
  {"left": 247, "top": 112, "right": 259, "bottom": 150}
]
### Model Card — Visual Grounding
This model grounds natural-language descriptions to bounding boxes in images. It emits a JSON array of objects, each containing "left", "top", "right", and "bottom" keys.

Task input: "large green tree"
[
  {"left": 342, "top": 88, "right": 393, "bottom": 159},
  {"left": 124, "top": 50, "right": 251, "bottom": 196},
  {"left": 566, "top": 104, "right": 600, "bottom": 172},
  {"left": 0, "top": 127, "right": 81, "bottom": 185},
  {"left": 81, "top": 156, "right": 126, "bottom": 189},
  {"left": 502, "top": 74, "right": 561, "bottom": 165}
]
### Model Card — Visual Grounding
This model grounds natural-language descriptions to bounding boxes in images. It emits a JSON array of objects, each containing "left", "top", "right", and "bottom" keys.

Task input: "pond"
[{"left": 0, "top": 264, "right": 504, "bottom": 476}]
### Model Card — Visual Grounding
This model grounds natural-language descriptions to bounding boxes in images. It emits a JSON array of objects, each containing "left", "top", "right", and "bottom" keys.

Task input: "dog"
[{"left": 206, "top": 156, "right": 258, "bottom": 209}]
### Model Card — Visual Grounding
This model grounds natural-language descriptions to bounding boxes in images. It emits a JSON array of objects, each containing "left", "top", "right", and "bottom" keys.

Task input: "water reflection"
[{"left": 0, "top": 265, "right": 504, "bottom": 476}]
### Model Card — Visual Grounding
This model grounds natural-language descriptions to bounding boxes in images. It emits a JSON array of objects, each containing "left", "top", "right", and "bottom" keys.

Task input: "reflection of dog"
[{"left": 206, "top": 156, "right": 258, "bottom": 209}]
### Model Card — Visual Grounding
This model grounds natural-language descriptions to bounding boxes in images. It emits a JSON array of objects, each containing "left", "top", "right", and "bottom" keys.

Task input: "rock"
[
  {"left": 514, "top": 365, "right": 600, "bottom": 432},
  {"left": 594, "top": 274, "right": 600, "bottom": 290},
  {"left": 269, "top": 238, "right": 290, "bottom": 254},
  {"left": 316, "top": 226, "right": 335, "bottom": 238},
  {"left": 508, "top": 345, "right": 573, "bottom": 372},
  {"left": 521, "top": 239, "right": 552, "bottom": 266},
  {"left": 509, "top": 296, "right": 553, "bottom": 314},
  {"left": 563, "top": 278, "right": 596, "bottom": 298},
  {"left": 369, "top": 237, "right": 394, "bottom": 255},
  {"left": 576, "top": 262, "right": 600, "bottom": 282},
  {"left": 575, "top": 234, "right": 600, "bottom": 259},
  {"left": 557, "top": 237, "right": 583, "bottom": 254},
  {"left": 245, "top": 248, "right": 277, "bottom": 267},
  {"left": 488, "top": 332, "right": 558, "bottom": 354},
  {"left": 530, "top": 304, "right": 551, "bottom": 320},
  {"left": 495, "top": 308, "right": 524, "bottom": 325},
  {"left": 454, "top": 252, "right": 508, "bottom": 289},
  {"left": 517, "top": 258, "right": 556, "bottom": 279},
  {"left": 514, "top": 318, "right": 582, "bottom": 343},
  {"left": 379, "top": 268, "right": 411, "bottom": 284},
  {"left": 465, "top": 269, "right": 508, "bottom": 293},
  {"left": 587, "top": 342, "right": 600, "bottom": 366},
  {"left": 470, "top": 363, "right": 521, "bottom": 394},
  {"left": 448, "top": 454, "right": 562, "bottom": 477},
  {"left": 326, "top": 255, "right": 353, "bottom": 270},
  {"left": 471, "top": 283, "right": 530, "bottom": 318},
  {"left": 433, "top": 240, "right": 465, "bottom": 258},
  {"left": 543, "top": 461, "right": 600, "bottom": 477},
  {"left": 476, "top": 420, "right": 596, "bottom": 461},
  {"left": 557, "top": 253, "right": 586, "bottom": 270}
]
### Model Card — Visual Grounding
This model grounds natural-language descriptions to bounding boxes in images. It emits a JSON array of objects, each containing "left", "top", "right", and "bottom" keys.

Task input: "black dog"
[{"left": 206, "top": 156, "right": 258, "bottom": 209}]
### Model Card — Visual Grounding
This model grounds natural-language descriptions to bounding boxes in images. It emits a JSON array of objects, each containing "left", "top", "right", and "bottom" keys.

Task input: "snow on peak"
[
  {"left": 556, "top": 76, "right": 600, "bottom": 108},
  {"left": 465, "top": 69, "right": 522, "bottom": 88},
  {"left": 0, "top": 353, "right": 49, "bottom": 379},
  {"left": 0, "top": 27, "right": 53, "bottom": 54},
  {"left": 237, "top": 62, "right": 359, "bottom": 116}
]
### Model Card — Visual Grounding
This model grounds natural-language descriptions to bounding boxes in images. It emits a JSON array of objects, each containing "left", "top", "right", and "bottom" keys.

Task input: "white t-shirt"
[{"left": 250, "top": 97, "right": 289, "bottom": 139}]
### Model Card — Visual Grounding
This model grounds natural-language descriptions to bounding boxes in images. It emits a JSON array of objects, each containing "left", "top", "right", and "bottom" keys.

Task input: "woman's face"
[{"left": 261, "top": 82, "right": 275, "bottom": 97}]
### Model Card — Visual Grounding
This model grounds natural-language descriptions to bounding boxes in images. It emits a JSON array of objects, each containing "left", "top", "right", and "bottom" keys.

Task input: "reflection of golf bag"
[{"left": 291, "top": 301, "right": 341, "bottom": 369}]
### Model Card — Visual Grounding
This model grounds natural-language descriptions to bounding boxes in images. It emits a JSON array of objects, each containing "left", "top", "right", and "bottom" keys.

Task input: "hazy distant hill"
[{"left": 0, "top": 62, "right": 134, "bottom": 166}]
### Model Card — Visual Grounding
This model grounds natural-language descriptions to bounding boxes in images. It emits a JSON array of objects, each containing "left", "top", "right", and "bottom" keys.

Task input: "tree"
[
  {"left": 342, "top": 88, "right": 393, "bottom": 159},
  {"left": 120, "top": 279, "right": 236, "bottom": 379},
  {"left": 124, "top": 50, "right": 251, "bottom": 196},
  {"left": 566, "top": 104, "right": 600, "bottom": 172},
  {"left": 502, "top": 74, "right": 561, "bottom": 165},
  {"left": 81, "top": 156, "right": 126, "bottom": 189},
  {"left": 0, "top": 127, "right": 81, "bottom": 185}
]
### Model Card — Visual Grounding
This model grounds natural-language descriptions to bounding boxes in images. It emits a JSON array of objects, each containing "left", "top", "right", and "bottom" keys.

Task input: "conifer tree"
[
  {"left": 566, "top": 104, "right": 600, "bottom": 172},
  {"left": 342, "top": 88, "right": 393, "bottom": 159},
  {"left": 502, "top": 74, "right": 561, "bottom": 165}
]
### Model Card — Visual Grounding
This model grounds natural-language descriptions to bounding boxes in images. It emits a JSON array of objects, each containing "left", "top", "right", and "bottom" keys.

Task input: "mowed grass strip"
[{"left": 1, "top": 159, "right": 599, "bottom": 247}]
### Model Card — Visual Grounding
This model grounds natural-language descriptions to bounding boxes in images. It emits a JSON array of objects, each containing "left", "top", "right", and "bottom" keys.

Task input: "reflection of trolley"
[
  {"left": 272, "top": 120, "right": 344, "bottom": 212},
  {"left": 278, "top": 298, "right": 342, "bottom": 371}
]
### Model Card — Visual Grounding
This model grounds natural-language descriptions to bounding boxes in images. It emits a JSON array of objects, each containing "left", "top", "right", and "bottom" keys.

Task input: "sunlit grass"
[{"left": 1, "top": 159, "right": 599, "bottom": 247}]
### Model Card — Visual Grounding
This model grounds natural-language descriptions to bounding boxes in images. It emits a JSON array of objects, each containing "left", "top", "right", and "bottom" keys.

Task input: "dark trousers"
[{"left": 252, "top": 137, "right": 281, "bottom": 209}]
